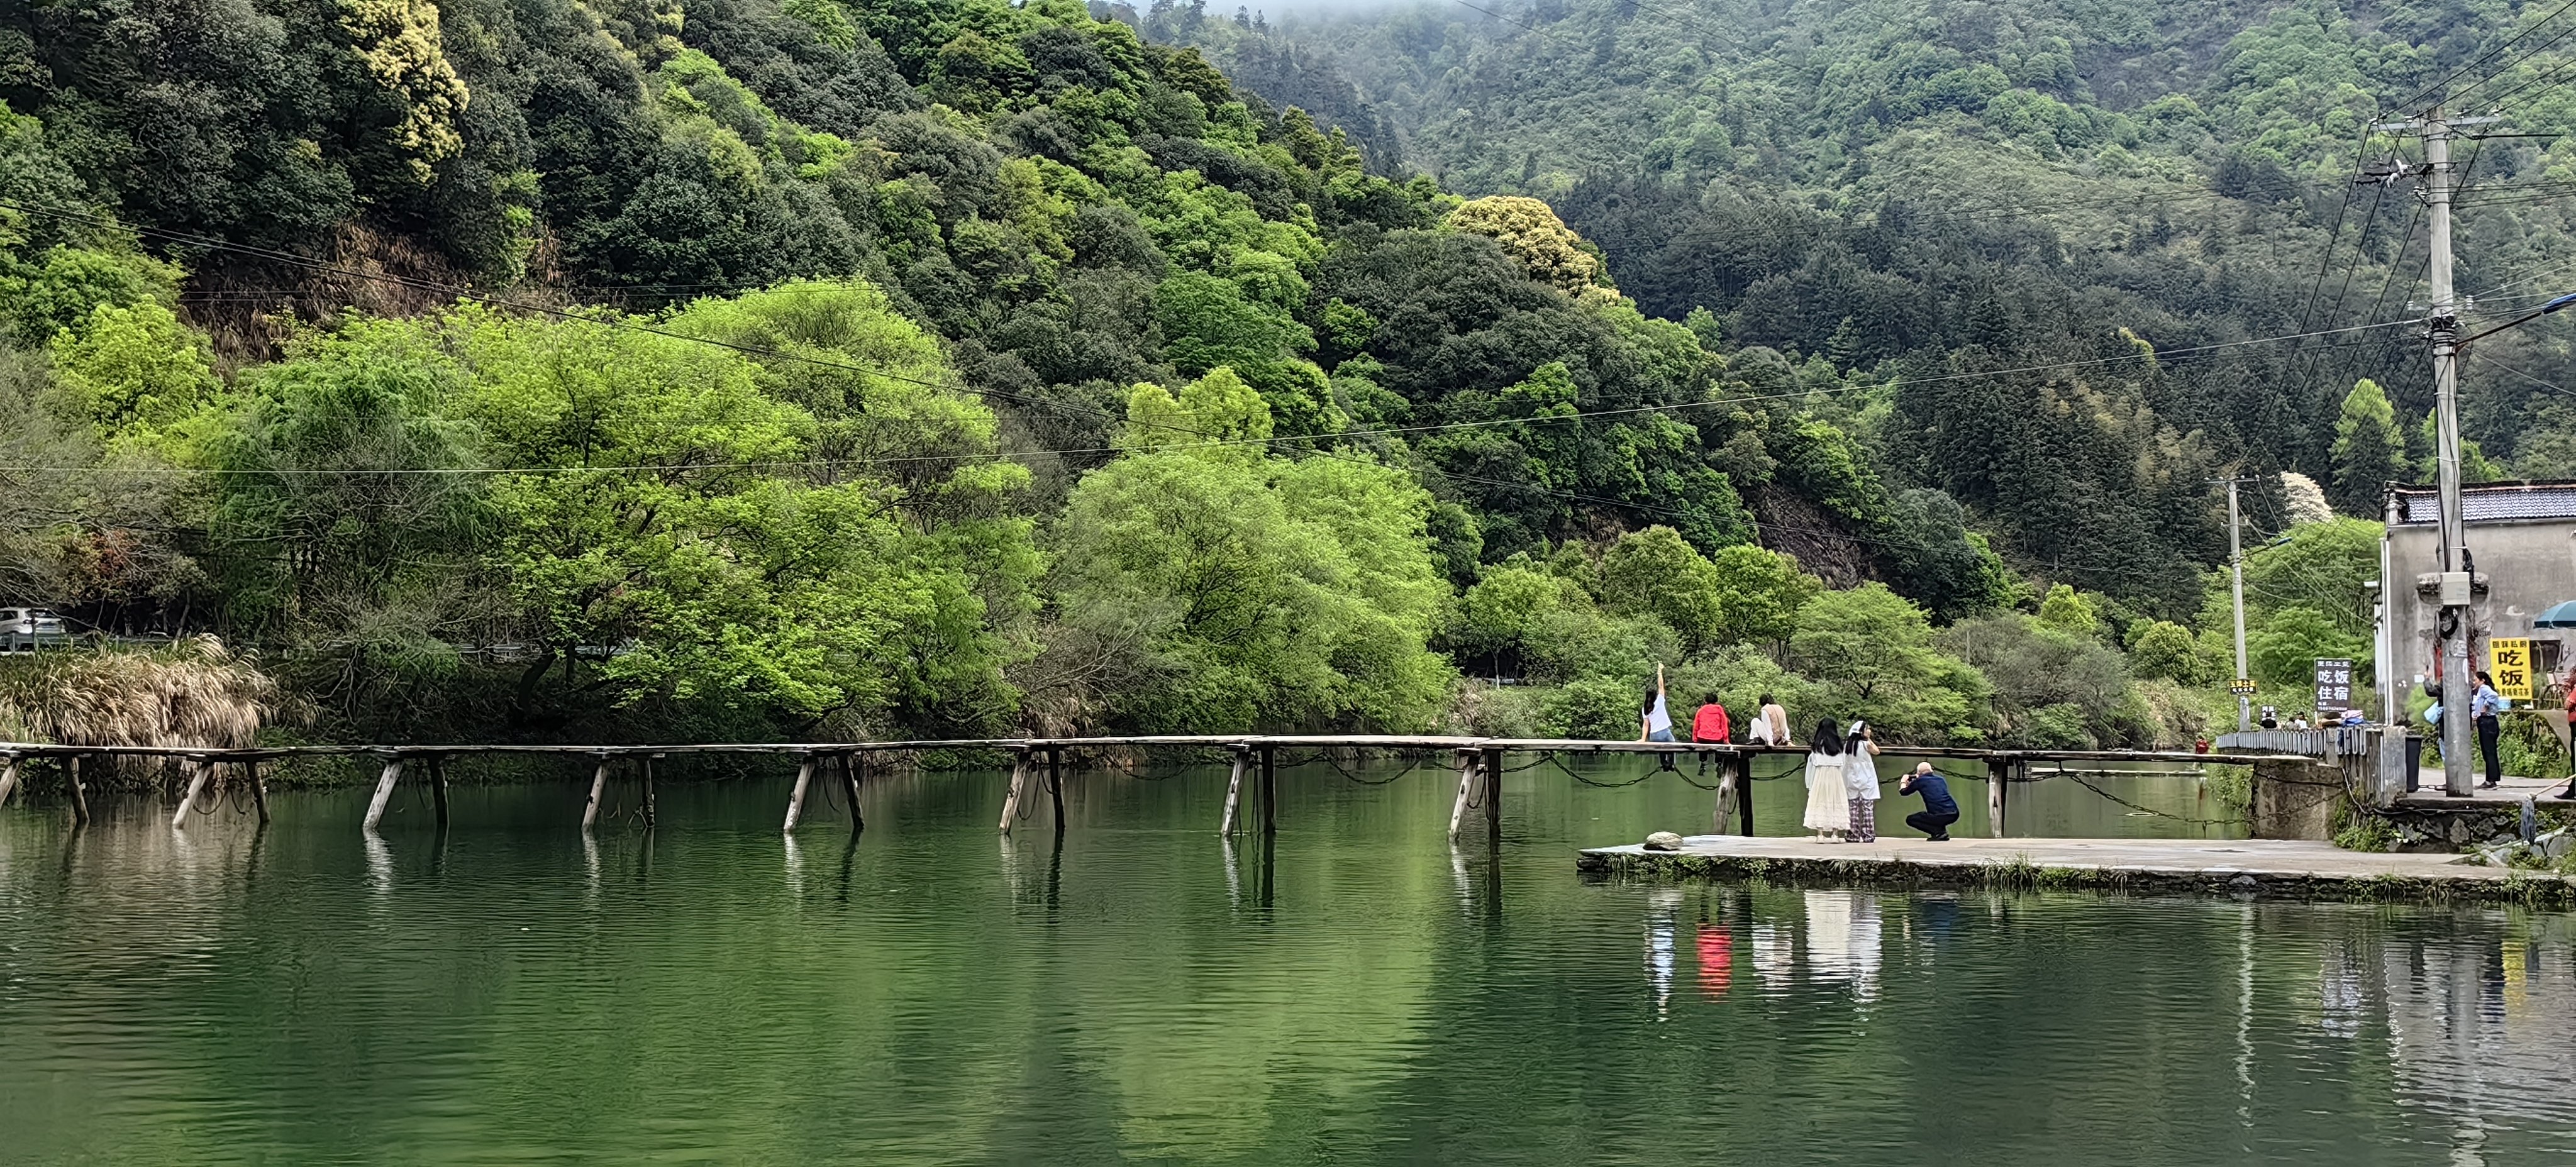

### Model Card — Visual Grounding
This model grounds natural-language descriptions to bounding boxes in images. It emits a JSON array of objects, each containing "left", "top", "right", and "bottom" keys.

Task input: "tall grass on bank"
[{"left": 0, "top": 637, "right": 288, "bottom": 790}]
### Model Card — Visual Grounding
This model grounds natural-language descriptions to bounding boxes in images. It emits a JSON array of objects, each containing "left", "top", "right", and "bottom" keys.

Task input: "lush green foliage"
[{"left": 0, "top": 0, "right": 2500, "bottom": 748}]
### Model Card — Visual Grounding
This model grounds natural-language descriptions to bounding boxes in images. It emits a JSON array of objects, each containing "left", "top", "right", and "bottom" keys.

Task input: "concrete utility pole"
[
  {"left": 2367, "top": 106, "right": 2495, "bottom": 794},
  {"left": 2421, "top": 109, "right": 2478, "bottom": 795},
  {"left": 2227, "top": 477, "right": 2251, "bottom": 733}
]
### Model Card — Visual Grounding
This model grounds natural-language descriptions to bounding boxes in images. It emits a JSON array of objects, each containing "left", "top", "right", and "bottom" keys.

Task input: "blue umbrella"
[{"left": 2541, "top": 600, "right": 2576, "bottom": 628}]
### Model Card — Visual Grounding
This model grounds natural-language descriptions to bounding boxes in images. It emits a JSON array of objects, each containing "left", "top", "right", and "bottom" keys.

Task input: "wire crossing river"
[{"left": 3, "top": 760, "right": 2573, "bottom": 1164}]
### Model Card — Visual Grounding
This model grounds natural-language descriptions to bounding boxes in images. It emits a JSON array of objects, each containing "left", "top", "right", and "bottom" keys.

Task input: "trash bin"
[{"left": 2405, "top": 733, "right": 2425, "bottom": 794}]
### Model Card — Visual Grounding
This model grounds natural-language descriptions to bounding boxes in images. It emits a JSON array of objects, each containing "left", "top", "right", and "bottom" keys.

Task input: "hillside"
[
  {"left": 1157, "top": 0, "right": 2576, "bottom": 531},
  {"left": 0, "top": 0, "right": 2528, "bottom": 752}
]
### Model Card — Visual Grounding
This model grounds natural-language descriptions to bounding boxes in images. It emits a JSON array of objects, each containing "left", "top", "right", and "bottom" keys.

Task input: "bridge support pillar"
[
  {"left": 1222, "top": 748, "right": 1248, "bottom": 836},
  {"left": 1446, "top": 749, "right": 1479, "bottom": 843},
  {"left": 1987, "top": 756, "right": 2014, "bottom": 838},
  {"left": 1482, "top": 747, "right": 1504, "bottom": 852},
  {"left": 582, "top": 755, "right": 613, "bottom": 831},
  {"left": 362, "top": 756, "right": 406, "bottom": 833},
  {"left": 172, "top": 758, "right": 216, "bottom": 830},
  {"left": 997, "top": 750, "right": 1032, "bottom": 834}
]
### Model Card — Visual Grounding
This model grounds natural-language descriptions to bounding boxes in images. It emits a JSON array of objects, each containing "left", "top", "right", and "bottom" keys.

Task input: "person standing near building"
[
  {"left": 1898, "top": 761, "right": 1958, "bottom": 841},
  {"left": 2473, "top": 670, "right": 2507, "bottom": 790},
  {"left": 1843, "top": 721, "right": 1882, "bottom": 843}
]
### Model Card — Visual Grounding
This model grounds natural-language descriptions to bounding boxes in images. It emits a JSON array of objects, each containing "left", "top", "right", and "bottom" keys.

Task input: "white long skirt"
[{"left": 1803, "top": 765, "right": 1848, "bottom": 832}]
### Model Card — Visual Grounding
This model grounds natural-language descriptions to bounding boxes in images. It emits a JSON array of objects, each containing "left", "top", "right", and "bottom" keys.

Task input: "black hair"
[
  {"left": 1811, "top": 719, "right": 1844, "bottom": 755},
  {"left": 1758, "top": 692, "right": 1775, "bottom": 706},
  {"left": 2477, "top": 670, "right": 2495, "bottom": 685},
  {"left": 1641, "top": 682, "right": 1660, "bottom": 714}
]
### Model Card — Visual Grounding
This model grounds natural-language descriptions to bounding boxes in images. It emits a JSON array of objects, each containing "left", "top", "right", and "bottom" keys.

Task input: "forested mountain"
[
  {"left": 3, "top": 0, "right": 2555, "bottom": 753},
  {"left": 1153, "top": 0, "right": 2576, "bottom": 559}
]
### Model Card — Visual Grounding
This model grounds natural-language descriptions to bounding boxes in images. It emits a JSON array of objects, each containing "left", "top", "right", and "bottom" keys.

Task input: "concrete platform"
[{"left": 1577, "top": 834, "right": 2576, "bottom": 904}]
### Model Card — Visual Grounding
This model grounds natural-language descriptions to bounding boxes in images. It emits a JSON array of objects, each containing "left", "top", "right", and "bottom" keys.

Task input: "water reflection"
[{"left": 16, "top": 771, "right": 2576, "bottom": 1164}]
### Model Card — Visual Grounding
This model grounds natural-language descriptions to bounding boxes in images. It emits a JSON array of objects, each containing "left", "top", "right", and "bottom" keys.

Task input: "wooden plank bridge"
[{"left": 0, "top": 736, "right": 2296, "bottom": 845}]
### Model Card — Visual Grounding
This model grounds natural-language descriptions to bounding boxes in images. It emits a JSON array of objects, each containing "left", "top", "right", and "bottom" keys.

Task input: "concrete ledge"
[{"left": 1578, "top": 835, "right": 2576, "bottom": 905}]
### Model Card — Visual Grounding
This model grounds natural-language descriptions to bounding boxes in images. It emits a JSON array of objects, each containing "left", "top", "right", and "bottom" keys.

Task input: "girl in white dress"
[
  {"left": 1843, "top": 721, "right": 1882, "bottom": 843},
  {"left": 1802, "top": 718, "right": 1848, "bottom": 841}
]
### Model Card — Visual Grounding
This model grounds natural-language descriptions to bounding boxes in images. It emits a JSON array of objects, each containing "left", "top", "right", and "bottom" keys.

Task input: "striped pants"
[{"left": 1846, "top": 799, "right": 1877, "bottom": 842}]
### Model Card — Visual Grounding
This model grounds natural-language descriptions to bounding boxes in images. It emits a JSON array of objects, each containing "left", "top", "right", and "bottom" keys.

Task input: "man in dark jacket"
[{"left": 1898, "top": 762, "right": 1958, "bottom": 841}]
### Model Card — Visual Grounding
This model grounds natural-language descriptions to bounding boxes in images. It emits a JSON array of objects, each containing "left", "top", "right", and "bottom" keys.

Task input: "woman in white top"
[
  {"left": 1842, "top": 721, "right": 1882, "bottom": 843},
  {"left": 1636, "top": 663, "right": 1674, "bottom": 742},
  {"left": 1802, "top": 718, "right": 1848, "bottom": 841}
]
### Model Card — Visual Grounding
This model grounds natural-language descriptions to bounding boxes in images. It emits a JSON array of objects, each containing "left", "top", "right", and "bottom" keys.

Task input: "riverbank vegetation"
[{"left": 0, "top": 0, "right": 2537, "bottom": 758}]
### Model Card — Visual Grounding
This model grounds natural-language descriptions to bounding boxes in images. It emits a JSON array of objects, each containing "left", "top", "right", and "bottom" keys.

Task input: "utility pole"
[
  {"left": 2227, "top": 477, "right": 2251, "bottom": 733},
  {"left": 2371, "top": 105, "right": 2494, "bottom": 795}
]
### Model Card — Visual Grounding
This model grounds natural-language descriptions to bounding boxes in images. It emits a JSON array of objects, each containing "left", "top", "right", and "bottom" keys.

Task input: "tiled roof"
[{"left": 2390, "top": 482, "right": 2576, "bottom": 525}]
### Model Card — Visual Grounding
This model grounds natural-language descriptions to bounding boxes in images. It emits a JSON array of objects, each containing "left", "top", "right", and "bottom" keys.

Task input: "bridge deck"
[{"left": 0, "top": 736, "right": 2301, "bottom": 765}]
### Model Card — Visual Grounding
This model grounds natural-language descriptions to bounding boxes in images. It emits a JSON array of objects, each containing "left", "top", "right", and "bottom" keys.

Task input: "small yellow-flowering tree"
[{"left": 1444, "top": 196, "right": 1618, "bottom": 304}]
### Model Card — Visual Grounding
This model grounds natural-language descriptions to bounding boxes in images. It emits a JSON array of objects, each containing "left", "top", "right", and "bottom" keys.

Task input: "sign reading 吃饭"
[{"left": 2312, "top": 657, "right": 2353, "bottom": 715}]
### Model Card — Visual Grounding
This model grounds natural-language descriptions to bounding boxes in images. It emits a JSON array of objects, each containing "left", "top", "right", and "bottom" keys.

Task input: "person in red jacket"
[{"left": 1690, "top": 692, "right": 1731, "bottom": 743}]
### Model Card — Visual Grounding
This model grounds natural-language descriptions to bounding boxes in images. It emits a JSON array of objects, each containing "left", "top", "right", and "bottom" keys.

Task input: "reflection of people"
[
  {"left": 2473, "top": 670, "right": 2506, "bottom": 789},
  {"left": 1803, "top": 721, "right": 1850, "bottom": 841},
  {"left": 1803, "top": 890, "right": 1881, "bottom": 998},
  {"left": 1638, "top": 664, "right": 1675, "bottom": 743},
  {"left": 1696, "top": 922, "right": 1733, "bottom": 998},
  {"left": 1843, "top": 721, "right": 1882, "bottom": 843},
  {"left": 1899, "top": 761, "right": 1959, "bottom": 841},
  {"left": 1645, "top": 888, "right": 1679, "bottom": 1017}
]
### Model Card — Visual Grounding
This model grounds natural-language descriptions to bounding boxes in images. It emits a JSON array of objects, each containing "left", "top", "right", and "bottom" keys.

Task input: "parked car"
[{"left": 1, "top": 607, "right": 70, "bottom": 651}]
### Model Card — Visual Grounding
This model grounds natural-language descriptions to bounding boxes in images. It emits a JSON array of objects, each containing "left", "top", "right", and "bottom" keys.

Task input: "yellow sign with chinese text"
[{"left": 2492, "top": 638, "right": 2534, "bottom": 701}]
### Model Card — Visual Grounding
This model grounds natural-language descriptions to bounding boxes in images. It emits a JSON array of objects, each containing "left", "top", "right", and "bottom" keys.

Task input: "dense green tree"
[{"left": 2329, "top": 379, "right": 2407, "bottom": 516}]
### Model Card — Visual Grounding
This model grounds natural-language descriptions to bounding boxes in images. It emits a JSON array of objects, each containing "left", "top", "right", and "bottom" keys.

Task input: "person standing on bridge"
[
  {"left": 1899, "top": 761, "right": 1958, "bottom": 841},
  {"left": 1638, "top": 664, "right": 1675, "bottom": 743},
  {"left": 1802, "top": 719, "right": 1849, "bottom": 841},
  {"left": 1843, "top": 721, "right": 1882, "bottom": 843}
]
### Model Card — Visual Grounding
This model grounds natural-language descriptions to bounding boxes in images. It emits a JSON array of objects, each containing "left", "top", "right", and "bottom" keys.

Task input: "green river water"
[{"left": 4, "top": 755, "right": 2576, "bottom": 1164}]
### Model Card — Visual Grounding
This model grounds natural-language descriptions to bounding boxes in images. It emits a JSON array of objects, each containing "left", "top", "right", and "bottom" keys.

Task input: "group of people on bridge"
[{"left": 1634, "top": 665, "right": 1960, "bottom": 843}]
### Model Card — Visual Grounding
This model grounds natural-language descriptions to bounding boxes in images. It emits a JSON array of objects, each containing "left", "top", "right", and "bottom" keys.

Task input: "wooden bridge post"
[
  {"left": 785, "top": 755, "right": 817, "bottom": 832},
  {"left": 243, "top": 759, "right": 267, "bottom": 826},
  {"left": 581, "top": 755, "right": 611, "bottom": 831},
  {"left": 1735, "top": 753, "right": 1757, "bottom": 836},
  {"left": 841, "top": 752, "right": 862, "bottom": 833},
  {"left": 997, "top": 749, "right": 1031, "bottom": 834},
  {"left": 1482, "top": 746, "right": 1504, "bottom": 851},
  {"left": 170, "top": 757, "right": 215, "bottom": 829},
  {"left": 1258, "top": 744, "right": 1277, "bottom": 835},
  {"left": 67, "top": 755, "right": 89, "bottom": 826},
  {"left": 642, "top": 754, "right": 658, "bottom": 827},
  {"left": 362, "top": 755, "right": 406, "bottom": 833},
  {"left": 1045, "top": 747, "right": 1065, "bottom": 827},
  {"left": 1713, "top": 751, "right": 1736, "bottom": 835},
  {"left": 1221, "top": 747, "right": 1248, "bottom": 836},
  {"left": 1988, "top": 755, "right": 2012, "bottom": 838},
  {"left": 0, "top": 755, "right": 17, "bottom": 809},
  {"left": 428, "top": 755, "right": 450, "bottom": 827},
  {"left": 1446, "top": 749, "right": 1479, "bottom": 843}
]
